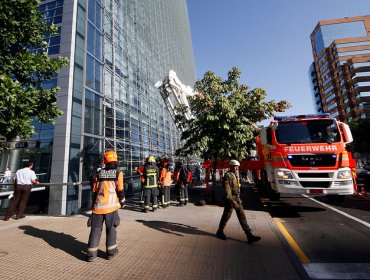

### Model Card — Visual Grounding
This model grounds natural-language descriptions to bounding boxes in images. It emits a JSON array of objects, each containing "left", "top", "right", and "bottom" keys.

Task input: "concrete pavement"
[{"left": 0, "top": 184, "right": 306, "bottom": 280}]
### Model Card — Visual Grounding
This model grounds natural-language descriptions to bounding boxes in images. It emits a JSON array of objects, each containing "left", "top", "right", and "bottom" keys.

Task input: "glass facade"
[
  {"left": 0, "top": 0, "right": 196, "bottom": 215},
  {"left": 69, "top": 0, "right": 196, "bottom": 182}
]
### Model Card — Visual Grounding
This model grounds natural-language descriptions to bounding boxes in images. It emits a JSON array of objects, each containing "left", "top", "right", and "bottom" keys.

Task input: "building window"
[{"left": 327, "top": 102, "right": 337, "bottom": 111}]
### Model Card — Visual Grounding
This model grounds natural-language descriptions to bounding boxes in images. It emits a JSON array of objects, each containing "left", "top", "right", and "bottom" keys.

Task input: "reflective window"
[
  {"left": 336, "top": 40, "right": 370, "bottom": 48},
  {"left": 84, "top": 89, "right": 102, "bottom": 135},
  {"left": 314, "top": 21, "right": 367, "bottom": 55},
  {"left": 275, "top": 119, "right": 340, "bottom": 144},
  {"left": 338, "top": 49, "right": 370, "bottom": 57},
  {"left": 327, "top": 102, "right": 338, "bottom": 111},
  {"left": 86, "top": 54, "right": 102, "bottom": 92},
  {"left": 324, "top": 85, "right": 334, "bottom": 94},
  {"left": 353, "top": 71, "right": 370, "bottom": 77},
  {"left": 325, "top": 94, "right": 335, "bottom": 103}
]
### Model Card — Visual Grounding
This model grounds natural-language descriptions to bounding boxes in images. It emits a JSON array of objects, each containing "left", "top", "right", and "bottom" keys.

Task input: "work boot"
[
  {"left": 87, "top": 255, "right": 96, "bottom": 262},
  {"left": 107, "top": 249, "right": 118, "bottom": 260},
  {"left": 216, "top": 229, "right": 227, "bottom": 240},
  {"left": 246, "top": 232, "right": 261, "bottom": 244}
]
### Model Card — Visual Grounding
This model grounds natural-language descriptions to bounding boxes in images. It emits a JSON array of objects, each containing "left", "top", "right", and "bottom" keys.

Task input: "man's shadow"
[
  {"left": 18, "top": 225, "right": 104, "bottom": 260},
  {"left": 136, "top": 219, "right": 215, "bottom": 237}
]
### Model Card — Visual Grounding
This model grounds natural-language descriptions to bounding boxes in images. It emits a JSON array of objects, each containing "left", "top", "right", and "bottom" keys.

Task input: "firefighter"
[
  {"left": 137, "top": 157, "right": 149, "bottom": 206},
  {"left": 87, "top": 150, "right": 125, "bottom": 262},
  {"left": 143, "top": 156, "right": 159, "bottom": 212},
  {"left": 174, "top": 161, "right": 190, "bottom": 206},
  {"left": 216, "top": 160, "right": 261, "bottom": 244},
  {"left": 159, "top": 158, "right": 173, "bottom": 208}
]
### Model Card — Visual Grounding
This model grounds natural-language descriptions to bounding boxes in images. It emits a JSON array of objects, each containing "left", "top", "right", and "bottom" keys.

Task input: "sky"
[{"left": 187, "top": 0, "right": 370, "bottom": 123}]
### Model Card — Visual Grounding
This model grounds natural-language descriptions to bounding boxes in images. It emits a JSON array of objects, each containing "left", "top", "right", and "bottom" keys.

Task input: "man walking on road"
[
  {"left": 216, "top": 160, "right": 261, "bottom": 244},
  {"left": 4, "top": 162, "right": 39, "bottom": 221}
]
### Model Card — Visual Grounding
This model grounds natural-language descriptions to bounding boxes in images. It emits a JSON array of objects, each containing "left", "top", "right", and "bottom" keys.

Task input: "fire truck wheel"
[{"left": 326, "top": 195, "right": 345, "bottom": 203}]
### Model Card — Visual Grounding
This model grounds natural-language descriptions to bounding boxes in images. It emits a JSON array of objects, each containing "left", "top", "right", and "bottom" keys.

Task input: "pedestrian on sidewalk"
[
  {"left": 87, "top": 150, "right": 125, "bottom": 262},
  {"left": 3, "top": 162, "right": 39, "bottom": 221},
  {"left": 216, "top": 160, "right": 261, "bottom": 244}
]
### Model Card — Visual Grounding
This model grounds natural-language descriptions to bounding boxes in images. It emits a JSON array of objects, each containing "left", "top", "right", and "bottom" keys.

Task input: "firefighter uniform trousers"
[
  {"left": 87, "top": 211, "right": 119, "bottom": 258},
  {"left": 144, "top": 187, "right": 158, "bottom": 211},
  {"left": 218, "top": 198, "right": 251, "bottom": 234},
  {"left": 163, "top": 186, "right": 171, "bottom": 207},
  {"left": 179, "top": 182, "right": 189, "bottom": 205}
]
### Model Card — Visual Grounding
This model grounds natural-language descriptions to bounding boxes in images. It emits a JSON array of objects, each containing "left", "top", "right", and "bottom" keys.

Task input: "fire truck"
[
  {"left": 204, "top": 113, "right": 355, "bottom": 203},
  {"left": 254, "top": 113, "right": 355, "bottom": 202}
]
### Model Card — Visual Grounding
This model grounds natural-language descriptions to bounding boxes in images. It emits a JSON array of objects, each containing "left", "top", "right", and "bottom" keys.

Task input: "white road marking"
[
  {"left": 302, "top": 194, "right": 370, "bottom": 228},
  {"left": 304, "top": 263, "right": 370, "bottom": 279}
]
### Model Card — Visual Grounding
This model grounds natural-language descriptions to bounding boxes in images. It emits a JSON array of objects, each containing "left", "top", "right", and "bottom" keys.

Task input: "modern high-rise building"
[
  {"left": 309, "top": 15, "right": 370, "bottom": 122},
  {"left": 0, "top": 0, "right": 196, "bottom": 214}
]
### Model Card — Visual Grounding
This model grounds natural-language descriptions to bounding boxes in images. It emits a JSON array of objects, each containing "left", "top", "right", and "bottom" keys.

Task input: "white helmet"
[{"left": 230, "top": 160, "right": 240, "bottom": 166}]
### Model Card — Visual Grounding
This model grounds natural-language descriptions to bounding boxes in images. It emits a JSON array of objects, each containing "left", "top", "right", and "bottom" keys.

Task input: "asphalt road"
[{"left": 262, "top": 193, "right": 370, "bottom": 279}]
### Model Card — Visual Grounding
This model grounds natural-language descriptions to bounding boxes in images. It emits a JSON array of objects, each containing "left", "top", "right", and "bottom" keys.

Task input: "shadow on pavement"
[
  {"left": 136, "top": 219, "right": 215, "bottom": 238},
  {"left": 18, "top": 225, "right": 101, "bottom": 261},
  {"left": 264, "top": 201, "right": 326, "bottom": 218}
]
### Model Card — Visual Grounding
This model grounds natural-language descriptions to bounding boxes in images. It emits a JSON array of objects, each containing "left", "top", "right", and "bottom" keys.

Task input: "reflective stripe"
[
  {"left": 107, "top": 244, "right": 117, "bottom": 251},
  {"left": 88, "top": 247, "right": 99, "bottom": 252}
]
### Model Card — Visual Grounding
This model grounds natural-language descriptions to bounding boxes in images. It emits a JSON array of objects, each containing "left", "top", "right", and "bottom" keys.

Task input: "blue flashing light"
[
  {"left": 287, "top": 155, "right": 293, "bottom": 159},
  {"left": 274, "top": 113, "right": 330, "bottom": 121}
]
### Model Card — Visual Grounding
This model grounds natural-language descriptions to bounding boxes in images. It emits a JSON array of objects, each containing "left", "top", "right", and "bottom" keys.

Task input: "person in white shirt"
[{"left": 4, "top": 162, "right": 39, "bottom": 221}]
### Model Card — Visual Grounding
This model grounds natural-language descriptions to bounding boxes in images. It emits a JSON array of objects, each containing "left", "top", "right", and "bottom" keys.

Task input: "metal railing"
[{"left": 0, "top": 175, "right": 142, "bottom": 215}]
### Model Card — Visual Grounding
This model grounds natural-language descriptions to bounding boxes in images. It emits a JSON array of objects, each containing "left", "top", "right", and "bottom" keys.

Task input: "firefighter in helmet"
[
  {"left": 137, "top": 156, "right": 149, "bottom": 206},
  {"left": 143, "top": 156, "right": 159, "bottom": 212},
  {"left": 216, "top": 160, "right": 261, "bottom": 244},
  {"left": 87, "top": 150, "right": 125, "bottom": 262}
]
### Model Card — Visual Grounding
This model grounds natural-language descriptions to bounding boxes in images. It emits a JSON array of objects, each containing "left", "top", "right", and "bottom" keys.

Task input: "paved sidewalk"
[{"left": 0, "top": 185, "right": 305, "bottom": 280}]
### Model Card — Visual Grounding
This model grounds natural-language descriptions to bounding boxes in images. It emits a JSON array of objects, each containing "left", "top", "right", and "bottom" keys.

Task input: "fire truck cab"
[{"left": 258, "top": 113, "right": 354, "bottom": 202}]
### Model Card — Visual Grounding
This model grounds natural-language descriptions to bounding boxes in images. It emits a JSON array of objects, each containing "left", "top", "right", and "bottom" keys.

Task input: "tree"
[
  {"left": 0, "top": 0, "right": 68, "bottom": 141},
  {"left": 349, "top": 117, "right": 370, "bottom": 155},
  {"left": 175, "top": 67, "right": 291, "bottom": 174}
]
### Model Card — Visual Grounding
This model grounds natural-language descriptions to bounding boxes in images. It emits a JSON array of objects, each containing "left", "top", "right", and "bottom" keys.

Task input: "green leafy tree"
[
  {"left": 0, "top": 0, "right": 68, "bottom": 141},
  {"left": 175, "top": 67, "right": 291, "bottom": 177},
  {"left": 349, "top": 117, "right": 370, "bottom": 155}
]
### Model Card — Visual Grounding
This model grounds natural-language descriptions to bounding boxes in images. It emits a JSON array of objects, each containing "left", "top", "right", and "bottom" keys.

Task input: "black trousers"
[
  {"left": 218, "top": 199, "right": 251, "bottom": 233},
  {"left": 163, "top": 186, "right": 171, "bottom": 206},
  {"left": 144, "top": 187, "right": 159, "bottom": 210},
  {"left": 87, "top": 210, "right": 119, "bottom": 257},
  {"left": 6, "top": 184, "right": 32, "bottom": 218}
]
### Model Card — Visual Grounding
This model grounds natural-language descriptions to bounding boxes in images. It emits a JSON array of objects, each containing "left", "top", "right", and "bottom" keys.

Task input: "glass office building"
[
  {"left": 309, "top": 16, "right": 370, "bottom": 122},
  {"left": 0, "top": 0, "right": 196, "bottom": 214}
]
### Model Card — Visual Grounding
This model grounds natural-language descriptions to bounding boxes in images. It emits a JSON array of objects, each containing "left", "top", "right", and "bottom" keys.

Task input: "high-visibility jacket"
[
  {"left": 137, "top": 164, "right": 145, "bottom": 183},
  {"left": 143, "top": 164, "right": 159, "bottom": 188},
  {"left": 91, "top": 168, "right": 124, "bottom": 215},
  {"left": 160, "top": 167, "right": 173, "bottom": 187}
]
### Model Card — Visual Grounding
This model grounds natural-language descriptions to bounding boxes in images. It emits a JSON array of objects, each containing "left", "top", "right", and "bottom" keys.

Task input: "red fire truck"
[{"left": 204, "top": 114, "right": 356, "bottom": 202}]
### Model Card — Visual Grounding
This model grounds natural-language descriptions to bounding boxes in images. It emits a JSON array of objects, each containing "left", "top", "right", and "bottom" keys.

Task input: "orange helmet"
[{"left": 103, "top": 150, "right": 118, "bottom": 164}]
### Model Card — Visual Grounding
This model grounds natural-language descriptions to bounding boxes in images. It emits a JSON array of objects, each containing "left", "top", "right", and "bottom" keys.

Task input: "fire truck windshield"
[{"left": 275, "top": 119, "right": 340, "bottom": 144}]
